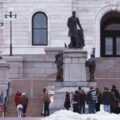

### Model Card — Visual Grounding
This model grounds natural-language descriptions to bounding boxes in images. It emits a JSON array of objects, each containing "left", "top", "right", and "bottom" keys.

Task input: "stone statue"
[
  {"left": 55, "top": 52, "right": 63, "bottom": 81},
  {"left": 67, "top": 11, "right": 85, "bottom": 48},
  {"left": 85, "top": 54, "right": 96, "bottom": 82}
]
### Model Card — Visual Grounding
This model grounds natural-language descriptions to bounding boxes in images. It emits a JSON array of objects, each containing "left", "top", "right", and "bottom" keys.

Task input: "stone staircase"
[
  {"left": 4, "top": 79, "right": 55, "bottom": 117},
  {"left": 5, "top": 97, "right": 43, "bottom": 117}
]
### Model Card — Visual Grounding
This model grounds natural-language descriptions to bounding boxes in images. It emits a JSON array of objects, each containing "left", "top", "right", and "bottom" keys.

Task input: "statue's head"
[{"left": 72, "top": 11, "right": 76, "bottom": 17}]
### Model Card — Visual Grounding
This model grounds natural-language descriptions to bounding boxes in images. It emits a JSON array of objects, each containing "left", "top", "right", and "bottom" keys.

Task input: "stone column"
[
  {"left": 63, "top": 49, "right": 87, "bottom": 82},
  {"left": 0, "top": 59, "right": 10, "bottom": 99}
]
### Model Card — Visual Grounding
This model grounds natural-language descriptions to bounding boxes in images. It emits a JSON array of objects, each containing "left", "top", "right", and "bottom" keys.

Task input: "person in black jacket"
[
  {"left": 101, "top": 87, "right": 114, "bottom": 113},
  {"left": 79, "top": 90, "right": 86, "bottom": 113},
  {"left": 73, "top": 90, "right": 79, "bottom": 113},
  {"left": 64, "top": 92, "right": 71, "bottom": 110},
  {"left": 95, "top": 88, "right": 102, "bottom": 112},
  {"left": 111, "top": 85, "right": 120, "bottom": 113}
]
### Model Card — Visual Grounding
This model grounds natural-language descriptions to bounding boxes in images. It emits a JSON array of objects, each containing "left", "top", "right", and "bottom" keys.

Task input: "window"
[
  {"left": 32, "top": 12, "right": 48, "bottom": 45},
  {"left": 101, "top": 16, "right": 120, "bottom": 57}
]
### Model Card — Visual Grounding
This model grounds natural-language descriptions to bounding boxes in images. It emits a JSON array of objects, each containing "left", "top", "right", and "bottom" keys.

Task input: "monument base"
[
  {"left": 50, "top": 49, "right": 96, "bottom": 113},
  {"left": 50, "top": 81, "right": 96, "bottom": 113}
]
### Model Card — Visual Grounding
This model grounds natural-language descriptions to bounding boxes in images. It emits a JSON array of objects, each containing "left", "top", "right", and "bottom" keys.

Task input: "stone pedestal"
[
  {"left": 0, "top": 59, "right": 10, "bottom": 99},
  {"left": 50, "top": 48, "right": 96, "bottom": 113},
  {"left": 63, "top": 49, "right": 87, "bottom": 81}
]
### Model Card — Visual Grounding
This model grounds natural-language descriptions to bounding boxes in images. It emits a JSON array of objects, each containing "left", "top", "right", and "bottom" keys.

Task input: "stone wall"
[
  {"left": 1, "top": 52, "right": 120, "bottom": 94},
  {"left": 1, "top": 0, "right": 72, "bottom": 55},
  {"left": 3, "top": 52, "right": 120, "bottom": 81},
  {"left": 2, "top": 47, "right": 64, "bottom": 80},
  {"left": 3, "top": 55, "right": 56, "bottom": 80},
  {"left": 23, "top": 55, "right": 56, "bottom": 79}
]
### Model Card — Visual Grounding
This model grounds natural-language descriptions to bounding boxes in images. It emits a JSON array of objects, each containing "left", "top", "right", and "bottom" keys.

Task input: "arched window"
[
  {"left": 101, "top": 12, "right": 120, "bottom": 57},
  {"left": 32, "top": 12, "right": 48, "bottom": 45}
]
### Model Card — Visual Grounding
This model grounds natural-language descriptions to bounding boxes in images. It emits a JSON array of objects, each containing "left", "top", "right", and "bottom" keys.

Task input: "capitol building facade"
[{"left": 0, "top": 0, "right": 119, "bottom": 57}]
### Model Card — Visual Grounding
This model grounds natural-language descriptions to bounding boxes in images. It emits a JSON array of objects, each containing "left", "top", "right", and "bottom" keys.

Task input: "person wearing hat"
[
  {"left": 87, "top": 86, "right": 98, "bottom": 113},
  {"left": 14, "top": 90, "right": 21, "bottom": 107},
  {"left": 20, "top": 92, "right": 28, "bottom": 117}
]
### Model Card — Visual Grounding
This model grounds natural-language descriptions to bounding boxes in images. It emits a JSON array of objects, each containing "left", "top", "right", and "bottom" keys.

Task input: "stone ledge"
[
  {"left": 0, "top": 59, "right": 10, "bottom": 69},
  {"left": 63, "top": 49, "right": 87, "bottom": 58},
  {"left": 45, "top": 47, "right": 65, "bottom": 55},
  {"left": 3, "top": 56, "right": 23, "bottom": 62},
  {"left": 55, "top": 81, "right": 96, "bottom": 87}
]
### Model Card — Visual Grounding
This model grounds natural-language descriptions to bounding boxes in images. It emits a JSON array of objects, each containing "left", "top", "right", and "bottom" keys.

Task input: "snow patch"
[{"left": 36, "top": 110, "right": 120, "bottom": 120}]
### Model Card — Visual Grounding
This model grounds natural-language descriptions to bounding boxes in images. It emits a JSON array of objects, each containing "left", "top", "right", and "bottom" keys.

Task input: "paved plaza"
[{"left": 0, "top": 117, "right": 41, "bottom": 120}]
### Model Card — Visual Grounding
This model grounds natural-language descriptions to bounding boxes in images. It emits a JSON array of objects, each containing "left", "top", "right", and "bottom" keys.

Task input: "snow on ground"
[{"left": 36, "top": 109, "right": 120, "bottom": 120}]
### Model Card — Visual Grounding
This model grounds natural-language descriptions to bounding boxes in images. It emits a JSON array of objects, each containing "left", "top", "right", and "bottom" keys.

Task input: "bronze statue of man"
[{"left": 67, "top": 11, "right": 84, "bottom": 48}]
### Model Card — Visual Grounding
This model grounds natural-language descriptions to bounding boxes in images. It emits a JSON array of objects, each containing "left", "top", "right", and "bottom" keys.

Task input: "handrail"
[{"left": 4, "top": 82, "right": 10, "bottom": 117}]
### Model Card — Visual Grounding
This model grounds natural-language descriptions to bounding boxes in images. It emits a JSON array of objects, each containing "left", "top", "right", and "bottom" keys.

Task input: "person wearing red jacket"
[{"left": 14, "top": 90, "right": 21, "bottom": 107}]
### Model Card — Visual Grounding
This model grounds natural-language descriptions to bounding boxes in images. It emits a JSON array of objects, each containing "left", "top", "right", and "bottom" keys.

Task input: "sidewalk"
[{"left": 0, "top": 117, "right": 41, "bottom": 120}]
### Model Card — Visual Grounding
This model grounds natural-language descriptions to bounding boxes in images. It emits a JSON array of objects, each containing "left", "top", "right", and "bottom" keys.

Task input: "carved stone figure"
[
  {"left": 67, "top": 11, "right": 85, "bottom": 48},
  {"left": 85, "top": 54, "right": 96, "bottom": 82},
  {"left": 55, "top": 52, "right": 63, "bottom": 81}
]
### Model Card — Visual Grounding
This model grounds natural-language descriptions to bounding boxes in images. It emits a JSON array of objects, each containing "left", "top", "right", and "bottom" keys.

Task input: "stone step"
[{"left": 55, "top": 81, "right": 96, "bottom": 87}]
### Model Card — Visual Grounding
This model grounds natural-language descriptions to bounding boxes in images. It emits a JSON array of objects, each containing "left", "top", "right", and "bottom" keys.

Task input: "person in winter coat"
[
  {"left": 95, "top": 88, "right": 102, "bottom": 112},
  {"left": 64, "top": 92, "right": 71, "bottom": 110},
  {"left": 14, "top": 90, "right": 21, "bottom": 107},
  {"left": 101, "top": 87, "right": 113, "bottom": 113},
  {"left": 20, "top": 92, "right": 28, "bottom": 117},
  {"left": 79, "top": 90, "right": 86, "bottom": 113},
  {"left": 73, "top": 90, "right": 79, "bottom": 113},
  {"left": 43, "top": 88, "right": 51, "bottom": 116},
  {"left": 87, "top": 86, "right": 97, "bottom": 113},
  {"left": 111, "top": 85, "right": 120, "bottom": 113}
]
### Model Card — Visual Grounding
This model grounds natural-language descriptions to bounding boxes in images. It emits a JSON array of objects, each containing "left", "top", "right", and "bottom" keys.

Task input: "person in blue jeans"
[
  {"left": 101, "top": 87, "right": 114, "bottom": 113},
  {"left": 87, "top": 86, "right": 97, "bottom": 113}
]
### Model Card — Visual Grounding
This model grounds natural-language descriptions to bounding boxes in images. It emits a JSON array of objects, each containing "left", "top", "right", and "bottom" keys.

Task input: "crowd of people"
[
  {"left": 13, "top": 85, "right": 120, "bottom": 117},
  {"left": 64, "top": 85, "right": 120, "bottom": 114}
]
